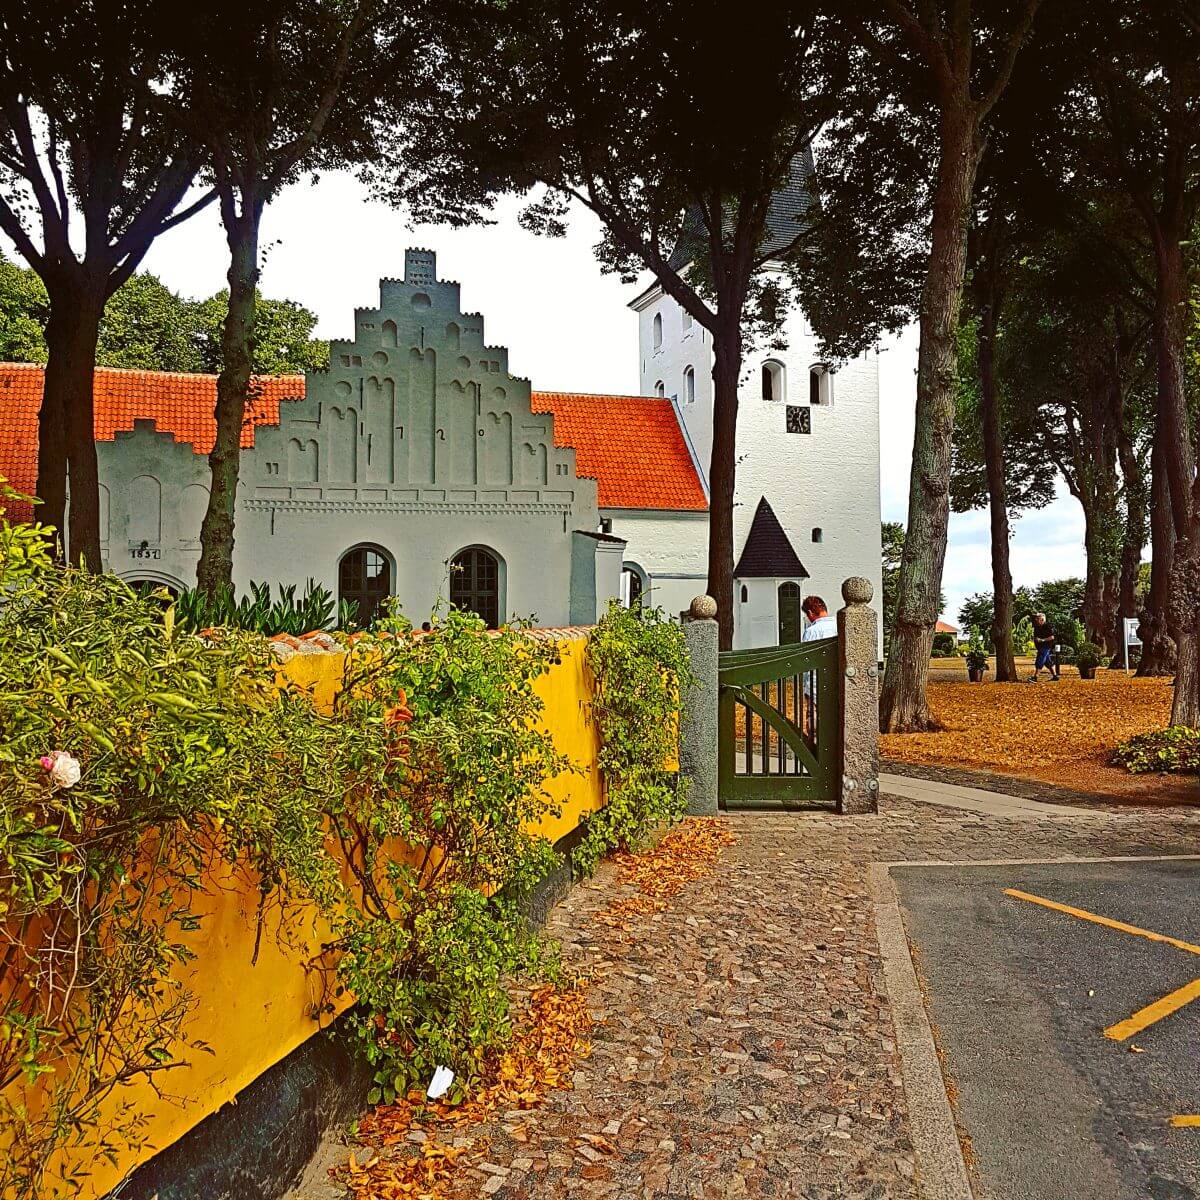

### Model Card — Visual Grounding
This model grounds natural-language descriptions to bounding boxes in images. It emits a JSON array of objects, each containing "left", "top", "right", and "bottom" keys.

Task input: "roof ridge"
[{"left": 532, "top": 389, "right": 666, "bottom": 402}]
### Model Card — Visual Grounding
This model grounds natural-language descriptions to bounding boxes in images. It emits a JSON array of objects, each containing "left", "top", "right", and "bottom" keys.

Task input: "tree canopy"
[{"left": 0, "top": 253, "right": 327, "bottom": 374}]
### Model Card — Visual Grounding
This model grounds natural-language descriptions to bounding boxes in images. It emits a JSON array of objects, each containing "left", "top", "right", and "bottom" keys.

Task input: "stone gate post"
[
  {"left": 679, "top": 595, "right": 719, "bottom": 816},
  {"left": 838, "top": 577, "right": 880, "bottom": 815}
]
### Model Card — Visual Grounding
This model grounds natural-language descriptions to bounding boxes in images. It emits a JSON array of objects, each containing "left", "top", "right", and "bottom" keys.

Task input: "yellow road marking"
[
  {"left": 1005, "top": 888, "right": 1200, "bottom": 1039},
  {"left": 1171, "top": 1116, "right": 1200, "bottom": 1127},
  {"left": 1104, "top": 977, "right": 1200, "bottom": 1041},
  {"left": 1003, "top": 889, "right": 1200, "bottom": 957}
]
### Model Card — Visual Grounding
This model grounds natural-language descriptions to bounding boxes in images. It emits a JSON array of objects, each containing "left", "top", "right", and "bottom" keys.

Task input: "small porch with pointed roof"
[{"left": 733, "top": 496, "right": 808, "bottom": 579}]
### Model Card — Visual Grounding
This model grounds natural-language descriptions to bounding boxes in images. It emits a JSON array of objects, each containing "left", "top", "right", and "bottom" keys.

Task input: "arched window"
[
  {"left": 812, "top": 527, "right": 823, "bottom": 543},
  {"left": 620, "top": 563, "right": 647, "bottom": 608},
  {"left": 339, "top": 544, "right": 391, "bottom": 626},
  {"left": 683, "top": 366, "right": 695, "bottom": 405},
  {"left": 809, "top": 363, "right": 833, "bottom": 406},
  {"left": 654, "top": 380, "right": 666, "bottom": 398},
  {"left": 740, "top": 584, "right": 749, "bottom": 603},
  {"left": 652, "top": 312, "right": 663, "bottom": 350},
  {"left": 449, "top": 546, "right": 502, "bottom": 628},
  {"left": 778, "top": 581, "right": 803, "bottom": 645},
  {"left": 682, "top": 309, "right": 693, "bottom": 332},
  {"left": 762, "top": 359, "right": 785, "bottom": 402}
]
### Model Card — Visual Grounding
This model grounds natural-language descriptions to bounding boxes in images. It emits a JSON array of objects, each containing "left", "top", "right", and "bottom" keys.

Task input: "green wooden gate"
[{"left": 717, "top": 636, "right": 840, "bottom": 810}]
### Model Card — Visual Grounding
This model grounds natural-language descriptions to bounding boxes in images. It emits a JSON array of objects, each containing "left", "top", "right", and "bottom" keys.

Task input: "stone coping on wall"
[{"left": 264, "top": 624, "right": 597, "bottom": 663}]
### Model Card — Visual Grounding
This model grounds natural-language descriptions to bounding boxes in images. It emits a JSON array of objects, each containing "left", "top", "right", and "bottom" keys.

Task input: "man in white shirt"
[
  {"left": 801, "top": 595, "right": 837, "bottom": 642},
  {"left": 800, "top": 595, "right": 836, "bottom": 729}
]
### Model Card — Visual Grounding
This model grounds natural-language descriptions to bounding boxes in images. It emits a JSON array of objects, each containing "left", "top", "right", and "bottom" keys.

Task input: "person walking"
[{"left": 1030, "top": 612, "right": 1060, "bottom": 681}]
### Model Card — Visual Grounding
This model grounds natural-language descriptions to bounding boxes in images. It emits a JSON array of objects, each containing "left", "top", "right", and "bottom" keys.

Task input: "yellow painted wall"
[{"left": 19, "top": 636, "right": 608, "bottom": 1200}]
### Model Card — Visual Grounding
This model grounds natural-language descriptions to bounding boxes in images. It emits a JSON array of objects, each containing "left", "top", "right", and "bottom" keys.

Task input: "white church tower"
[{"left": 627, "top": 154, "right": 883, "bottom": 649}]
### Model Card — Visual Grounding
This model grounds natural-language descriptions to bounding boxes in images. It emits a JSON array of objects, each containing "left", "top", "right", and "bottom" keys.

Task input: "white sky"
[{"left": 39, "top": 170, "right": 1092, "bottom": 624}]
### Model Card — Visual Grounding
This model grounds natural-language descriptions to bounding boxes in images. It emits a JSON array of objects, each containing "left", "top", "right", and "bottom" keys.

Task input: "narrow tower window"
[
  {"left": 809, "top": 364, "right": 833, "bottom": 406},
  {"left": 762, "top": 359, "right": 785, "bottom": 402}
]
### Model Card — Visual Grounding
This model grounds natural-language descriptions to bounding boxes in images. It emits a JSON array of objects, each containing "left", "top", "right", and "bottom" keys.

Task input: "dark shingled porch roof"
[{"left": 733, "top": 496, "right": 808, "bottom": 579}]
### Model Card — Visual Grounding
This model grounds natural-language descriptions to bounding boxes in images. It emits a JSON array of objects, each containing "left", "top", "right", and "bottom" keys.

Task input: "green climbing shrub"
[
  {"left": 0, "top": 481, "right": 351, "bottom": 1198},
  {"left": 1111, "top": 726, "right": 1200, "bottom": 775},
  {"left": 575, "top": 601, "right": 692, "bottom": 875},
  {"left": 327, "top": 609, "right": 571, "bottom": 1104}
]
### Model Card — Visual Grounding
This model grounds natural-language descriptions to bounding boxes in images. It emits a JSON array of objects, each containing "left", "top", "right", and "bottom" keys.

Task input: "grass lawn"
[{"left": 880, "top": 671, "right": 1196, "bottom": 805}]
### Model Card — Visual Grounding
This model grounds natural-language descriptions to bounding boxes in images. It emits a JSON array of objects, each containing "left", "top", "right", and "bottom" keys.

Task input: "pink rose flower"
[{"left": 40, "top": 750, "right": 81, "bottom": 789}]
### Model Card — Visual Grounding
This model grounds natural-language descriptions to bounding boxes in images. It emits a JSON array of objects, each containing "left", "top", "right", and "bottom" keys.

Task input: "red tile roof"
[
  {"left": 0, "top": 364, "right": 302, "bottom": 522},
  {"left": 0, "top": 367, "right": 707, "bottom": 522},
  {"left": 935, "top": 620, "right": 959, "bottom": 635},
  {"left": 531, "top": 391, "right": 707, "bottom": 511}
]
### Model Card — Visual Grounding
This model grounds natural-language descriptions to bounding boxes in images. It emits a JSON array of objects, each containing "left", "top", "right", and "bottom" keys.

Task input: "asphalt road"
[{"left": 894, "top": 859, "right": 1200, "bottom": 1200}]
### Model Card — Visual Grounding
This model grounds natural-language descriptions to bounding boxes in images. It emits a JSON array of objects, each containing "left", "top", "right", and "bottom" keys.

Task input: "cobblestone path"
[{"left": 447, "top": 796, "right": 1200, "bottom": 1200}]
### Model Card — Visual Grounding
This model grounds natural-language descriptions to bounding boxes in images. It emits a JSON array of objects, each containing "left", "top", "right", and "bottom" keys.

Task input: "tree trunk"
[
  {"left": 1111, "top": 408, "right": 1147, "bottom": 656},
  {"left": 36, "top": 310, "right": 69, "bottom": 557},
  {"left": 1151, "top": 231, "right": 1196, "bottom": 540},
  {"left": 1151, "top": 229, "right": 1198, "bottom": 713},
  {"left": 1168, "top": 506, "right": 1200, "bottom": 726},
  {"left": 1137, "top": 436, "right": 1176, "bottom": 675},
  {"left": 1081, "top": 508, "right": 1110, "bottom": 647},
  {"left": 879, "top": 104, "right": 978, "bottom": 731},
  {"left": 196, "top": 205, "right": 260, "bottom": 598},
  {"left": 707, "top": 321, "right": 743, "bottom": 650},
  {"left": 978, "top": 293, "right": 1016, "bottom": 681},
  {"left": 41, "top": 283, "right": 106, "bottom": 570}
]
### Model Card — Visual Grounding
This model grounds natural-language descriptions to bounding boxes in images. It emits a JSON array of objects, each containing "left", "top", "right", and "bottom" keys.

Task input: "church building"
[{"left": 0, "top": 195, "right": 881, "bottom": 647}]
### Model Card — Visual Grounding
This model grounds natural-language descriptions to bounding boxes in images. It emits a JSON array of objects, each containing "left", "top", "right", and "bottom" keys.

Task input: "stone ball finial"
[
  {"left": 842, "top": 576, "right": 873, "bottom": 606},
  {"left": 689, "top": 594, "right": 718, "bottom": 620}
]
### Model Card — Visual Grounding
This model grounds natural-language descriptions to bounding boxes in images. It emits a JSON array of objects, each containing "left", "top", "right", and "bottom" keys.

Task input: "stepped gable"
[{"left": 0, "top": 251, "right": 706, "bottom": 522}]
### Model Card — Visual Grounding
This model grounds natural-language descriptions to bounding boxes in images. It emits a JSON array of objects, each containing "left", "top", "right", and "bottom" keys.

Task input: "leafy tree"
[
  {"left": 95, "top": 272, "right": 201, "bottom": 372},
  {"left": 169, "top": 0, "right": 397, "bottom": 598},
  {"left": 882, "top": 521, "right": 945, "bottom": 649},
  {"left": 810, "top": 0, "right": 1044, "bottom": 729},
  {"left": 0, "top": 0, "right": 211, "bottom": 564},
  {"left": 881, "top": 521, "right": 906, "bottom": 646},
  {"left": 387, "top": 0, "right": 851, "bottom": 649},
  {"left": 1053, "top": 0, "right": 1200, "bottom": 722},
  {"left": 952, "top": 314, "right": 1056, "bottom": 677},
  {"left": 944, "top": 67, "right": 1079, "bottom": 684},
  {"left": 957, "top": 592, "right": 995, "bottom": 643},
  {"left": 184, "top": 291, "right": 329, "bottom": 374},
  {"left": 0, "top": 251, "right": 49, "bottom": 363},
  {"left": 996, "top": 211, "right": 1157, "bottom": 660},
  {"left": 0, "top": 254, "right": 327, "bottom": 373},
  {"left": 960, "top": 579, "right": 1086, "bottom": 654}
]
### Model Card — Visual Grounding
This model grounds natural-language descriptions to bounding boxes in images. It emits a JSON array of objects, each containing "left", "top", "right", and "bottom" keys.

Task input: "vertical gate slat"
[
  {"left": 776, "top": 676, "right": 784, "bottom": 775},
  {"left": 759, "top": 682, "right": 768, "bottom": 775}
]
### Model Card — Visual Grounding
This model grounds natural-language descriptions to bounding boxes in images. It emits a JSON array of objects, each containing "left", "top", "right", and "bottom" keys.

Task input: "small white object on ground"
[{"left": 426, "top": 1065, "right": 454, "bottom": 1099}]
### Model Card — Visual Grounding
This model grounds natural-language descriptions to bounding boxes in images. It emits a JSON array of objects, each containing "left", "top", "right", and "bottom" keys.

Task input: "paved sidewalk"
[
  {"left": 316, "top": 786, "right": 1200, "bottom": 1200},
  {"left": 879, "top": 772, "right": 1102, "bottom": 819}
]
